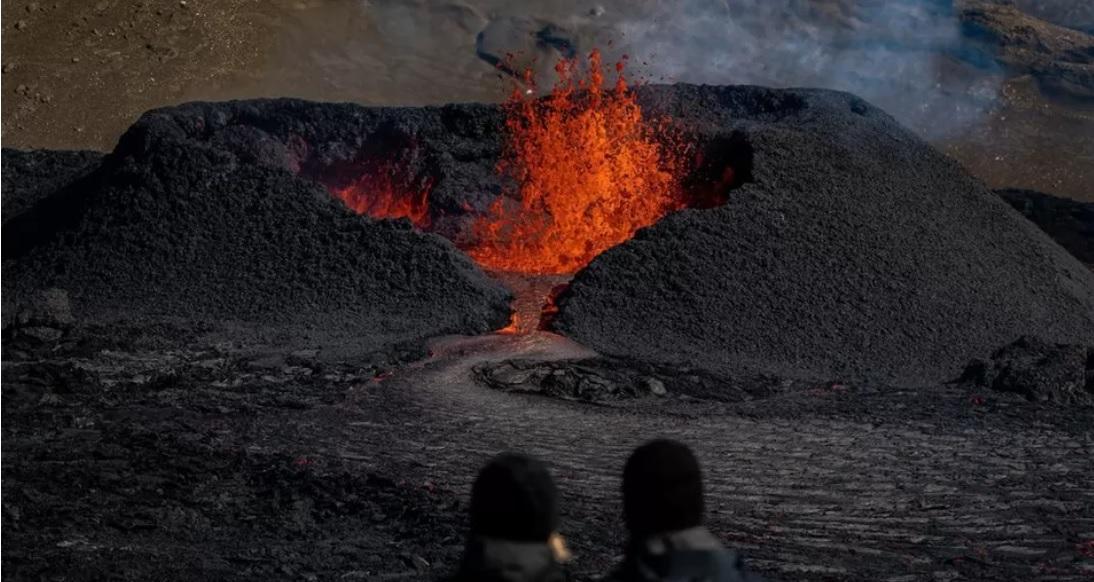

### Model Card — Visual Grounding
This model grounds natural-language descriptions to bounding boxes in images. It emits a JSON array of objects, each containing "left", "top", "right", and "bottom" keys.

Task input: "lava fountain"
[
  {"left": 467, "top": 49, "right": 688, "bottom": 275},
  {"left": 326, "top": 49, "right": 735, "bottom": 333}
]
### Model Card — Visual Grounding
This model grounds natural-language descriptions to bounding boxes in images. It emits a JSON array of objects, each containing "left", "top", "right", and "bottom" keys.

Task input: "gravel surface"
[
  {"left": 7, "top": 325, "right": 1092, "bottom": 581},
  {"left": 2, "top": 100, "right": 513, "bottom": 345},
  {"left": 997, "top": 188, "right": 1094, "bottom": 268},
  {"left": 0, "top": 148, "right": 102, "bottom": 222}
]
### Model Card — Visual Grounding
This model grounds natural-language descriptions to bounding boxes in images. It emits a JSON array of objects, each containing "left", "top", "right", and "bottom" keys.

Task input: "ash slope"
[
  {"left": 2, "top": 102, "right": 511, "bottom": 341},
  {"left": 556, "top": 85, "right": 1094, "bottom": 386},
  {"left": 997, "top": 188, "right": 1094, "bottom": 268},
  {"left": 1, "top": 148, "right": 102, "bottom": 223}
]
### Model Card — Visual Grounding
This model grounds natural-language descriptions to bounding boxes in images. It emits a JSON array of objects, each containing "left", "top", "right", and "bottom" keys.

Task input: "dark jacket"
[
  {"left": 443, "top": 537, "right": 565, "bottom": 582},
  {"left": 609, "top": 527, "right": 763, "bottom": 582}
]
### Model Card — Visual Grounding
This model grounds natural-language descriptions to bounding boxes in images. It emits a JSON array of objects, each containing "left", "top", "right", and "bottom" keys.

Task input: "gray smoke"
[{"left": 609, "top": 0, "right": 1003, "bottom": 139}]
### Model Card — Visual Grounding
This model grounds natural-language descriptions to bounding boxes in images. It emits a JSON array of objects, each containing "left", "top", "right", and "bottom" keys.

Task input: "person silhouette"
[
  {"left": 443, "top": 452, "right": 569, "bottom": 582},
  {"left": 608, "top": 439, "right": 763, "bottom": 582}
]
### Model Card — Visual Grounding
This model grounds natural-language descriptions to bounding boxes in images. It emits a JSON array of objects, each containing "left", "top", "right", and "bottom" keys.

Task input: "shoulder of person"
[
  {"left": 711, "top": 548, "right": 765, "bottom": 582},
  {"left": 668, "top": 548, "right": 763, "bottom": 582}
]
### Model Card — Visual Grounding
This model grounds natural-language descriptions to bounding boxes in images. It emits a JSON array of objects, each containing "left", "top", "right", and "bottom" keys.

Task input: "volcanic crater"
[
  {"left": 5, "top": 67, "right": 1094, "bottom": 388},
  {"left": 4, "top": 64, "right": 1094, "bottom": 580}
]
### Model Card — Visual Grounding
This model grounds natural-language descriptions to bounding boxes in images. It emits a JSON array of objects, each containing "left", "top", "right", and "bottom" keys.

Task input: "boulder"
[{"left": 961, "top": 336, "right": 1093, "bottom": 404}]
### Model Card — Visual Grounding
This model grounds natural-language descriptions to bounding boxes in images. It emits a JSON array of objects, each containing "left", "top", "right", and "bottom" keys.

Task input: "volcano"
[
  {"left": 552, "top": 85, "right": 1094, "bottom": 385},
  {"left": 6, "top": 81, "right": 1092, "bottom": 384},
  {"left": 5, "top": 82, "right": 1094, "bottom": 581}
]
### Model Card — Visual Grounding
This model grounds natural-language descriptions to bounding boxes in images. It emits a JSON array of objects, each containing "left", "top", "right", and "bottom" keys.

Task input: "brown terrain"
[{"left": 2, "top": 0, "right": 1093, "bottom": 199}]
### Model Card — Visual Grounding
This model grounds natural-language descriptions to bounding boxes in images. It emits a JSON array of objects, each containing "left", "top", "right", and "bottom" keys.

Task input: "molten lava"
[
  {"left": 332, "top": 164, "right": 431, "bottom": 229},
  {"left": 467, "top": 50, "right": 686, "bottom": 275},
  {"left": 491, "top": 273, "right": 571, "bottom": 335}
]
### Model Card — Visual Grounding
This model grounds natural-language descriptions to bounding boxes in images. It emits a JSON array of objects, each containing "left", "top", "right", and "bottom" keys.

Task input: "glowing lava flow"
[{"left": 467, "top": 50, "right": 686, "bottom": 275}]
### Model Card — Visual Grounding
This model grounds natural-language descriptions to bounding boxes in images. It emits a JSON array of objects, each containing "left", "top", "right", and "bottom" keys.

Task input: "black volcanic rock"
[
  {"left": 3, "top": 101, "right": 511, "bottom": 340},
  {"left": 997, "top": 188, "right": 1094, "bottom": 267},
  {"left": 7, "top": 87, "right": 1094, "bottom": 382},
  {"left": 1, "top": 148, "right": 102, "bottom": 223},
  {"left": 961, "top": 336, "right": 1093, "bottom": 404},
  {"left": 554, "top": 85, "right": 1094, "bottom": 385}
]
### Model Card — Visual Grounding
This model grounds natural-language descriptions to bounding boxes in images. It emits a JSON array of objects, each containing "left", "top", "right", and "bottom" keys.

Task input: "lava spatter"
[{"left": 467, "top": 49, "right": 688, "bottom": 275}]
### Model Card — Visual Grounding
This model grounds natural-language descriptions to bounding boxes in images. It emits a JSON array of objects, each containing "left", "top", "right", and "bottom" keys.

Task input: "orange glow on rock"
[
  {"left": 333, "top": 165, "right": 431, "bottom": 229},
  {"left": 467, "top": 49, "right": 685, "bottom": 275},
  {"left": 496, "top": 312, "right": 522, "bottom": 335}
]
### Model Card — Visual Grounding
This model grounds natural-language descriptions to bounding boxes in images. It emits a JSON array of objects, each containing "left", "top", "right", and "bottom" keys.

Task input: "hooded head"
[
  {"left": 622, "top": 439, "right": 705, "bottom": 538},
  {"left": 470, "top": 452, "right": 560, "bottom": 542}
]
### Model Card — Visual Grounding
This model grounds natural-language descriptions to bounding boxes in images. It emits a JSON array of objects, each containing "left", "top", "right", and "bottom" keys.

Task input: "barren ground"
[{"left": 4, "top": 324, "right": 1094, "bottom": 580}]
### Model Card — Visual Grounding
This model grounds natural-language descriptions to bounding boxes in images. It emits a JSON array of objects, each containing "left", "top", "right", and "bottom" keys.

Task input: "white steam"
[{"left": 608, "top": 0, "right": 1003, "bottom": 138}]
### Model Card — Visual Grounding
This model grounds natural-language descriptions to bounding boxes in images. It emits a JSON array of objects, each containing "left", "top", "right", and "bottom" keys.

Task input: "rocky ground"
[
  {"left": 3, "top": 321, "right": 1094, "bottom": 581},
  {"left": 2, "top": 321, "right": 466, "bottom": 581}
]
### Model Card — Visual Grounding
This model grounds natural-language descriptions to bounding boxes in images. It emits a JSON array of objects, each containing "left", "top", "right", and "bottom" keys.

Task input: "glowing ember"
[
  {"left": 467, "top": 49, "right": 686, "bottom": 275},
  {"left": 333, "top": 165, "right": 431, "bottom": 229}
]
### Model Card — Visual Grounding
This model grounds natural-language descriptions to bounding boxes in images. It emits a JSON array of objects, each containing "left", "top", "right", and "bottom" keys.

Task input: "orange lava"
[
  {"left": 467, "top": 49, "right": 685, "bottom": 275},
  {"left": 496, "top": 312, "right": 522, "bottom": 335},
  {"left": 333, "top": 166, "right": 431, "bottom": 229}
]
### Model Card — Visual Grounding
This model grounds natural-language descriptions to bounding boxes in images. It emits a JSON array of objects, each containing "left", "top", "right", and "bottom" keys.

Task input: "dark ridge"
[
  {"left": 297, "top": 121, "right": 431, "bottom": 192},
  {"left": 681, "top": 131, "right": 755, "bottom": 209},
  {"left": 3, "top": 99, "right": 512, "bottom": 342},
  {"left": 1, "top": 148, "right": 104, "bottom": 223},
  {"left": 996, "top": 188, "right": 1094, "bottom": 267},
  {"left": 553, "top": 86, "right": 1094, "bottom": 386},
  {"left": 1, "top": 149, "right": 106, "bottom": 258},
  {"left": 959, "top": 335, "right": 1093, "bottom": 404},
  {"left": 7, "top": 86, "right": 1093, "bottom": 387}
]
